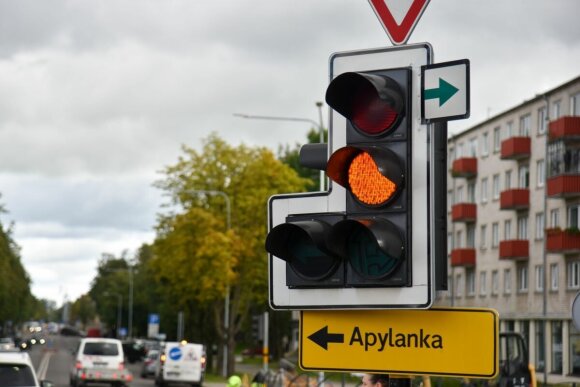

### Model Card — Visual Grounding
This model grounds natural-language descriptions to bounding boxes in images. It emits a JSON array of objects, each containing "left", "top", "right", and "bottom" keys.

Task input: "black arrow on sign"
[{"left": 307, "top": 326, "right": 344, "bottom": 350}]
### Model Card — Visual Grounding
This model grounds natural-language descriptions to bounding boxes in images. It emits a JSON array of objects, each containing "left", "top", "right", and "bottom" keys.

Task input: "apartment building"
[{"left": 436, "top": 75, "right": 580, "bottom": 383}]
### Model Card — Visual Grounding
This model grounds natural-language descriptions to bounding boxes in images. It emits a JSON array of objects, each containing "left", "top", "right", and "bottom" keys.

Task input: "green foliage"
[{"left": 0, "top": 198, "right": 37, "bottom": 329}]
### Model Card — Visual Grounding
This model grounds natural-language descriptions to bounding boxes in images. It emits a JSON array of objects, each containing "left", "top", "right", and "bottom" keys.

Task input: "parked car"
[
  {"left": 0, "top": 351, "right": 54, "bottom": 386},
  {"left": 70, "top": 337, "right": 133, "bottom": 387},
  {"left": 141, "top": 349, "right": 160, "bottom": 378}
]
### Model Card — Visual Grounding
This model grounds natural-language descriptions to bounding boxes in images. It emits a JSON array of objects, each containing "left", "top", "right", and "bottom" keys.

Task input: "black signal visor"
[
  {"left": 265, "top": 220, "right": 341, "bottom": 282},
  {"left": 325, "top": 72, "right": 405, "bottom": 136}
]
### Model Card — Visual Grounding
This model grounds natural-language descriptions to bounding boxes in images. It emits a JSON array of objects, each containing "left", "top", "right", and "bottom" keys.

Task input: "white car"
[
  {"left": 70, "top": 338, "right": 133, "bottom": 387},
  {"left": 155, "top": 341, "right": 205, "bottom": 387},
  {"left": 0, "top": 351, "right": 54, "bottom": 387}
]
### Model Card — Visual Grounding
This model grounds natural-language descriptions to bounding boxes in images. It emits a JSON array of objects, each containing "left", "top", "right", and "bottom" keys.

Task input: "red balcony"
[
  {"left": 452, "top": 157, "right": 477, "bottom": 178},
  {"left": 452, "top": 203, "right": 477, "bottom": 222},
  {"left": 500, "top": 189, "right": 529, "bottom": 210},
  {"left": 546, "top": 228, "right": 580, "bottom": 253},
  {"left": 549, "top": 116, "right": 580, "bottom": 140},
  {"left": 547, "top": 175, "right": 580, "bottom": 198},
  {"left": 500, "top": 137, "right": 531, "bottom": 160},
  {"left": 499, "top": 240, "right": 529, "bottom": 260},
  {"left": 451, "top": 248, "right": 476, "bottom": 267}
]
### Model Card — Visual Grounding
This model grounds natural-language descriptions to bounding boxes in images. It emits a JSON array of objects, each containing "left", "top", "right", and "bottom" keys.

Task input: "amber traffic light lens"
[{"left": 348, "top": 152, "right": 397, "bottom": 206}]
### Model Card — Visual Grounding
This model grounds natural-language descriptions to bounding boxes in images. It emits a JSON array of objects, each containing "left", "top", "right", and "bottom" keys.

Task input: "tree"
[
  {"left": 153, "top": 133, "right": 309, "bottom": 375},
  {"left": 0, "top": 198, "right": 36, "bottom": 333}
]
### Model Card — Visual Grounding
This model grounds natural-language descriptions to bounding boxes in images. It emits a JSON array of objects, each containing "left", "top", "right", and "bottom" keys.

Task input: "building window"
[
  {"left": 492, "top": 223, "right": 499, "bottom": 248},
  {"left": 517, "top": 216, "right": 528, "bottom": 239},
  {"left": 491, "top": 270, "right": 499, "bottom": 295},
  {"left": 550, "top": 263, "right": 559, "bottom": 291},
  {"left": 536, "top": 159, "right": 545, "bottom": 187},
  {"left": 480, "top": 224, "right": 487, "bottom": 249},
  {"left": 481, "top": 132, "right": 489, "bottom": 157},
  {"left": 456, "top": 274, "right": 463, "bottom": 297},
  {"left": 550, "top": 208, "right": 560, "bottom": 228},
  {"left": 517, "top": 265, "right": 528, "bottom": 292},
  {"left": 492, "top": 174, "right": 500, "bottom": 199},
  {"left": 552, "top": 321, "right": 563, "bottom": 373},
  {"left": 535, "top": 265, "right": 544, "bottom": 292},
  {"left": 568, "top": 261, "right": 580, "bottom": 289},
  {"left": 535, "top": 212, "right": 544, "bottom": 240},
  {"left": 467, "top": 182, "right": 476, "bottom": 203},
  {"left": 456, "top": 186, "right": 464, "bottom": 203},
  {"left": 504, "top": 268, "right": 512, "bottom": 294},
  {"left": 469, "top": 137, "right": 477, "bottom": 157},
  {"left": 568, "top": 204, "right": 580, "bottom": 229},
  {"left": 570, "top": 323, "right": 580, "bottom": 375},
  {"left": 538, "top": 106, "right": 547, "bottom": 135},
  {"left": 456, "top": 230, "right": 463, "bottom": 248},
  {"left": 466, "top": 225, "right": 476, "bottom": 248},
  {"left": 520, "top": 114, "right": 531, "bottom": 136},
  {"left": 505, "top": 170, "right": 512, "bottom": 190},
  {"left": 479, "top": 271, "right": 487, "bottom": 296},
  {"left": 504, "top": 219, "right": 512, "bottom": 240},
  {"left": 447, "top": 190, "right": 454, "bottom": 211},
  {"left": 571, "top": 92, "right": 580, "bottom": 115},
  {"left": 466, "top": 269, "right": 475, "bottom": 296},
  {"left": 535, "top": 322, "right": 545, "bottom": 372},
  {"left": 518, "top": 165, "right": 530, "bottom": 188},
  {"left": 447, "top": 232, "right": 453, "bottom": 254},
  {"left": 553, "top": 100, "right": 561, "bottom": 119},
  {"left": 481, "top": 178, "right": 489, "bottom": 203},
  {"left": 493, "top": 126, "right": 501, "bottom": 152},
  {"left": 506, "top": 121, "right": 514, "bottom": 138}
]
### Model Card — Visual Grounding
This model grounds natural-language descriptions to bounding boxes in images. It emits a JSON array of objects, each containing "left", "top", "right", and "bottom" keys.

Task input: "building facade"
[{"left": 436, "top": 75, "right": 580, "bottom": 383}]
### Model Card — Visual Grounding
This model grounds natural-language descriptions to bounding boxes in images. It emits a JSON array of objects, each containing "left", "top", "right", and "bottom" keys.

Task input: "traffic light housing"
[{"left": 267, "top": 44, "right": 440, "bottom": 309}]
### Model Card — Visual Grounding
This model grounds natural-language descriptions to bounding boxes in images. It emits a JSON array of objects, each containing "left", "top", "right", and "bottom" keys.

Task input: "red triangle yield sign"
[{"left": 368, "top": 0, "right": 430, "bottom": 45}]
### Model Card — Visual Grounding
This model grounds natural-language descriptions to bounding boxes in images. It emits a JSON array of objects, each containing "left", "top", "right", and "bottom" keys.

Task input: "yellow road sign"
[{"left": 300, "top": 308, "right": 499, "bottom": 378}]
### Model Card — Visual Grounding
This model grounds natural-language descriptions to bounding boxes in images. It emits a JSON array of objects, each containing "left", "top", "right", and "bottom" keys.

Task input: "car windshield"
[
  {"left": 83, "top": 342, "right": 119, "bottom": 356},
  {"left": 0, "top": 363, "right": 36, "bottom": 387}
]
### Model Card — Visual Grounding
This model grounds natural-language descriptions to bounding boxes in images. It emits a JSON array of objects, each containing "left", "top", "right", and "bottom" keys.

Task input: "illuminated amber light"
[{"left": 348, "top": 152, "right": 396, "bottom": 205}]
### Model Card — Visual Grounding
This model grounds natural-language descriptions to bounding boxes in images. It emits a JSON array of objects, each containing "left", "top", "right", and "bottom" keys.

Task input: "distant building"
[{"left": 436, "top": 75, "right": 580, "bottom": 383}]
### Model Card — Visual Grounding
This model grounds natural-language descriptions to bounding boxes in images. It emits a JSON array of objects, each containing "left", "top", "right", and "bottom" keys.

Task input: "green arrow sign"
[{"left": 424, "top": 77, "right": 458, "bottom": 107}]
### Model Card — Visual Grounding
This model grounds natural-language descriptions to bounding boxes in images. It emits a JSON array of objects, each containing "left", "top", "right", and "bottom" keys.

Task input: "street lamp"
[
  {"left": 234, "top": 101, "right": 326, "bottom": 190},
  {"left": 185, "top": 189, "right": 231, "bottom": 377}
]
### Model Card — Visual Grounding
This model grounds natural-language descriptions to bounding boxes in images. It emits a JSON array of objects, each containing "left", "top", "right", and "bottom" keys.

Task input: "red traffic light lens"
[
  {"left": 351, "top": 82, "right": 399, "bottom": 135},
  {"left": 348, "top": 152, "right": 397, "bottom": 206},
  {"left": 325, "top": 72, "right": 404, "bottom": 137}
]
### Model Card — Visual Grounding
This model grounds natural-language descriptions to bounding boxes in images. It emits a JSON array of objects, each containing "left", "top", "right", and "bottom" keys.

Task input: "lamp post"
[
  {"left": 185, "top": 189, "right": 231, "bottom": 377},
  {"left": 234, "top": 101, "right": 326, "bottom": 190}
]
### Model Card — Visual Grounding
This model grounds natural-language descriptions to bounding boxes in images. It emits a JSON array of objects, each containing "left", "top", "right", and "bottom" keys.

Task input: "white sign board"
[{"left": 421, "top": 59, "right": 470, "bottom": 123}]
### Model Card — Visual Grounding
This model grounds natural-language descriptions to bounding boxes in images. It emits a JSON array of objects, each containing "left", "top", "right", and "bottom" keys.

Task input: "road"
[{"left": 26, "top": 334, "right": 156, "bottom": 387}]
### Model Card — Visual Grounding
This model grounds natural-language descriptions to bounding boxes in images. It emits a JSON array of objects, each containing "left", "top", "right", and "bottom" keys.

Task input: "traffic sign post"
[{"left": 300, "top": 308, "right": 499, "bottom": 378}]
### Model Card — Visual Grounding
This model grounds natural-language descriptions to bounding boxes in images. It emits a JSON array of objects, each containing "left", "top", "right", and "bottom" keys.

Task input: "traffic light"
[
  {"left": 267, "top": 44, "right": 437, "bottom": 309},
  {"left": 324, "top": 68, "right": 411, "bottom": 288}
]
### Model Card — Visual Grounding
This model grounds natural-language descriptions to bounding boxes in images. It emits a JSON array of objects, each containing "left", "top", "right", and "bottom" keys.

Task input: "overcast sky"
[{"left": 1, "top": 0, "right": 579, "bottom": 308}]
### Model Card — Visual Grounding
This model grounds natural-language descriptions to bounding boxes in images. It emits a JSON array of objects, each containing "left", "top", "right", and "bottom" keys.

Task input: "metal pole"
[
  {"left": 117, "top": 295, "right": 122, "bottom": 338},
  {"left": 185, "top": 189, "right": 231, "bottom": 377},
  {"left": 263, "top": 311, "right": 269, "bottom": 372},
  {"left": 128, "top": 266, "right": 133, "bottom": 339}
]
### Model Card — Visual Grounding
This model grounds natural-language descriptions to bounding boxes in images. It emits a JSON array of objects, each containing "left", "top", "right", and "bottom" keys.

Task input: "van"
[
  {"left": 155, "top": 341, "right": 206, "bottom": 387},
  {"left": 70, "top": 338, "right": 133, "bottom": 387}
]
